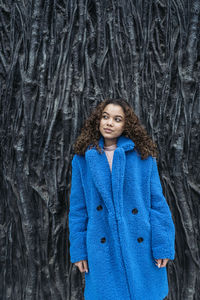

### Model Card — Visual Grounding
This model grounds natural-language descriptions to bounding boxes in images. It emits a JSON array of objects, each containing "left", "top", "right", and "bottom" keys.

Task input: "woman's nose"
[{"left": 107, "top": 119, "right": 113, "bottom": 126}]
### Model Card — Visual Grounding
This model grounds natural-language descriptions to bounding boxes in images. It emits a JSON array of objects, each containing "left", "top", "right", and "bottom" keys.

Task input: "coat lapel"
[{"left": 85, "top": 135, "right": 135, "bottom": 217}]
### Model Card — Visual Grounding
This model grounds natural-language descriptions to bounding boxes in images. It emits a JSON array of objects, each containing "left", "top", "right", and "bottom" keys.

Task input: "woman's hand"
[
  {"left": 154, "top": 258, "right": 169, "bottom": 268},
  {"left": 74, "top": 260, "right": 89, "bottom": 273}
]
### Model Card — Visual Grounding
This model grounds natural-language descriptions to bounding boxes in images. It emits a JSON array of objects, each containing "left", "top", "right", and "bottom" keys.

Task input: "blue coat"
[{"left": 68, "top": 134, "right": 176, "bottom": 300}]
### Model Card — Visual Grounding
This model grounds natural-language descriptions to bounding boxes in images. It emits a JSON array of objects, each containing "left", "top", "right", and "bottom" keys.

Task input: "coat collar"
[
  {"left": 85, "top": 134, "right": 135, "bottom": 218},
  {"left": 98, "top": 134, "right": 135, "bottom": 152}
]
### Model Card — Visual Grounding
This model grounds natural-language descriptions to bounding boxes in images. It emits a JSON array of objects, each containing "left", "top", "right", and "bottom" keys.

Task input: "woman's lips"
[{"left": 104, "top": 128, "right": 113, "bottom": 133}]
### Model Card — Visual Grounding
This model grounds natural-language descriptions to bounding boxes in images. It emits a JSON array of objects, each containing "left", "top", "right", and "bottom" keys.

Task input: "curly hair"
[{"left": 73, "top": 98, "right": 158, "bottom": 160}]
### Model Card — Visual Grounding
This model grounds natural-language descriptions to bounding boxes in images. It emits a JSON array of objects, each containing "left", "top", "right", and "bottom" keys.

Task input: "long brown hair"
[{"left": 73, "top": 98, "right": 158, "bottom": 160}]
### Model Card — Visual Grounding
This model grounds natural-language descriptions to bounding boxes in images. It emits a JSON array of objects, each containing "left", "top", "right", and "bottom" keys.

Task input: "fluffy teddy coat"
[{"left": 68, "top": 134, "right": 176, "bottom": 300}]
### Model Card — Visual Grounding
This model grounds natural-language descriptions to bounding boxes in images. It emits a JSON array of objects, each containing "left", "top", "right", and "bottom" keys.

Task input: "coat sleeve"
[
  {"left": 68, "top": 154, "right": 88, "bottom": 263},
  {"left": 150, "top": 157, "right": 176, "bottom": 260}
]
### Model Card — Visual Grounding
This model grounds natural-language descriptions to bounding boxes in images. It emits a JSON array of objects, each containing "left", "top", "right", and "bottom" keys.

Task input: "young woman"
[{"left": 68, "top": 98, "right": 176, "bottom": 300}]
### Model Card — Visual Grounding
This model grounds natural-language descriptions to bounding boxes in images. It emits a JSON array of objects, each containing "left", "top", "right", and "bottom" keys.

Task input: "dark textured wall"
[{"left": 0, "top": 1, "right": 199, "bottom": 299}]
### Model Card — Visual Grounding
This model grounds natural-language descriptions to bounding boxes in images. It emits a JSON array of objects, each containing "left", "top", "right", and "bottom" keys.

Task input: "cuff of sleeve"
[
  {"left": 69, "top": 237, "right": 88, "bottom": 263},
  {"left": 152, "top": 246, "right": 175, "bottom": 260},
  {"left": 70, "top": 252, "right": 88, "bottom": 263}
]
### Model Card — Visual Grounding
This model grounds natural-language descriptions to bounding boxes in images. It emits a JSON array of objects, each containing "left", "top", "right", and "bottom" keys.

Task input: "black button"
[
  {"left": 100, "top": 237, "right": 106, "bottom": 243},
  {"left": 97, "top": 205, "right": 103, "bottom": 211},
  {"left": 132, "top": 208, "right": 138, "bottom": 214},
  {"left": 137, "top": 237, "right": 143, "bottom": 243}
]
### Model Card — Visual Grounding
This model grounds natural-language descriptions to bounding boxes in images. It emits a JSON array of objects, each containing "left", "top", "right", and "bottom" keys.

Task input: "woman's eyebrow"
[{"left": 102, "top": 111, "right": 123, "bottom": 118}]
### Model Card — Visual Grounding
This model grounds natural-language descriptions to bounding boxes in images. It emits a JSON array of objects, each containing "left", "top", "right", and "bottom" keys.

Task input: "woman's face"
[{"left": 99, "top": 104, "right": 125, "bottom": 144}]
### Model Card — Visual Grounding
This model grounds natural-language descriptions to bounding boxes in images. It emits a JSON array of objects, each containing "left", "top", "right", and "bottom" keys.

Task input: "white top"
[{"left": 103, "top": 143, "right": 117, "bottom": 172}]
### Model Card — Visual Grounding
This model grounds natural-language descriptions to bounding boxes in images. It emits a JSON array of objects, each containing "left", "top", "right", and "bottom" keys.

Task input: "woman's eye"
[{"left": 102, "top": 115, "right": 121, "bottom": 122}]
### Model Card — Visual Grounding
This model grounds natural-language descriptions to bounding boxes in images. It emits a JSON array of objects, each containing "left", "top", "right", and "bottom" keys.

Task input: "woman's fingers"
[
  {"left": 154, "top": 258, "right": 169, "bottom": 268},
  {"left": 80, "top": 261, "right": 85, "bottom": 273},
  {"left": 160, "top": 258, "right": 168, "bottom": 267},
  {"left": 83, "top": 260, "right": 89, "bottom": 273},
  {"left": 74, "top": 260, "right": 89, "bottom": 273},
  {"left": 74, "top": 261, "right": 83, "bottom": 272},
  {"left": 154, "top": 258, "right": 162, "bottom": 268}
]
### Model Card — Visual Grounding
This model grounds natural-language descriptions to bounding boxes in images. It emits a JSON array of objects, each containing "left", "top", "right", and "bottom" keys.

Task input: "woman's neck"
[{"left": 103, "top": 138, "right": 117, "bottom": 147}]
